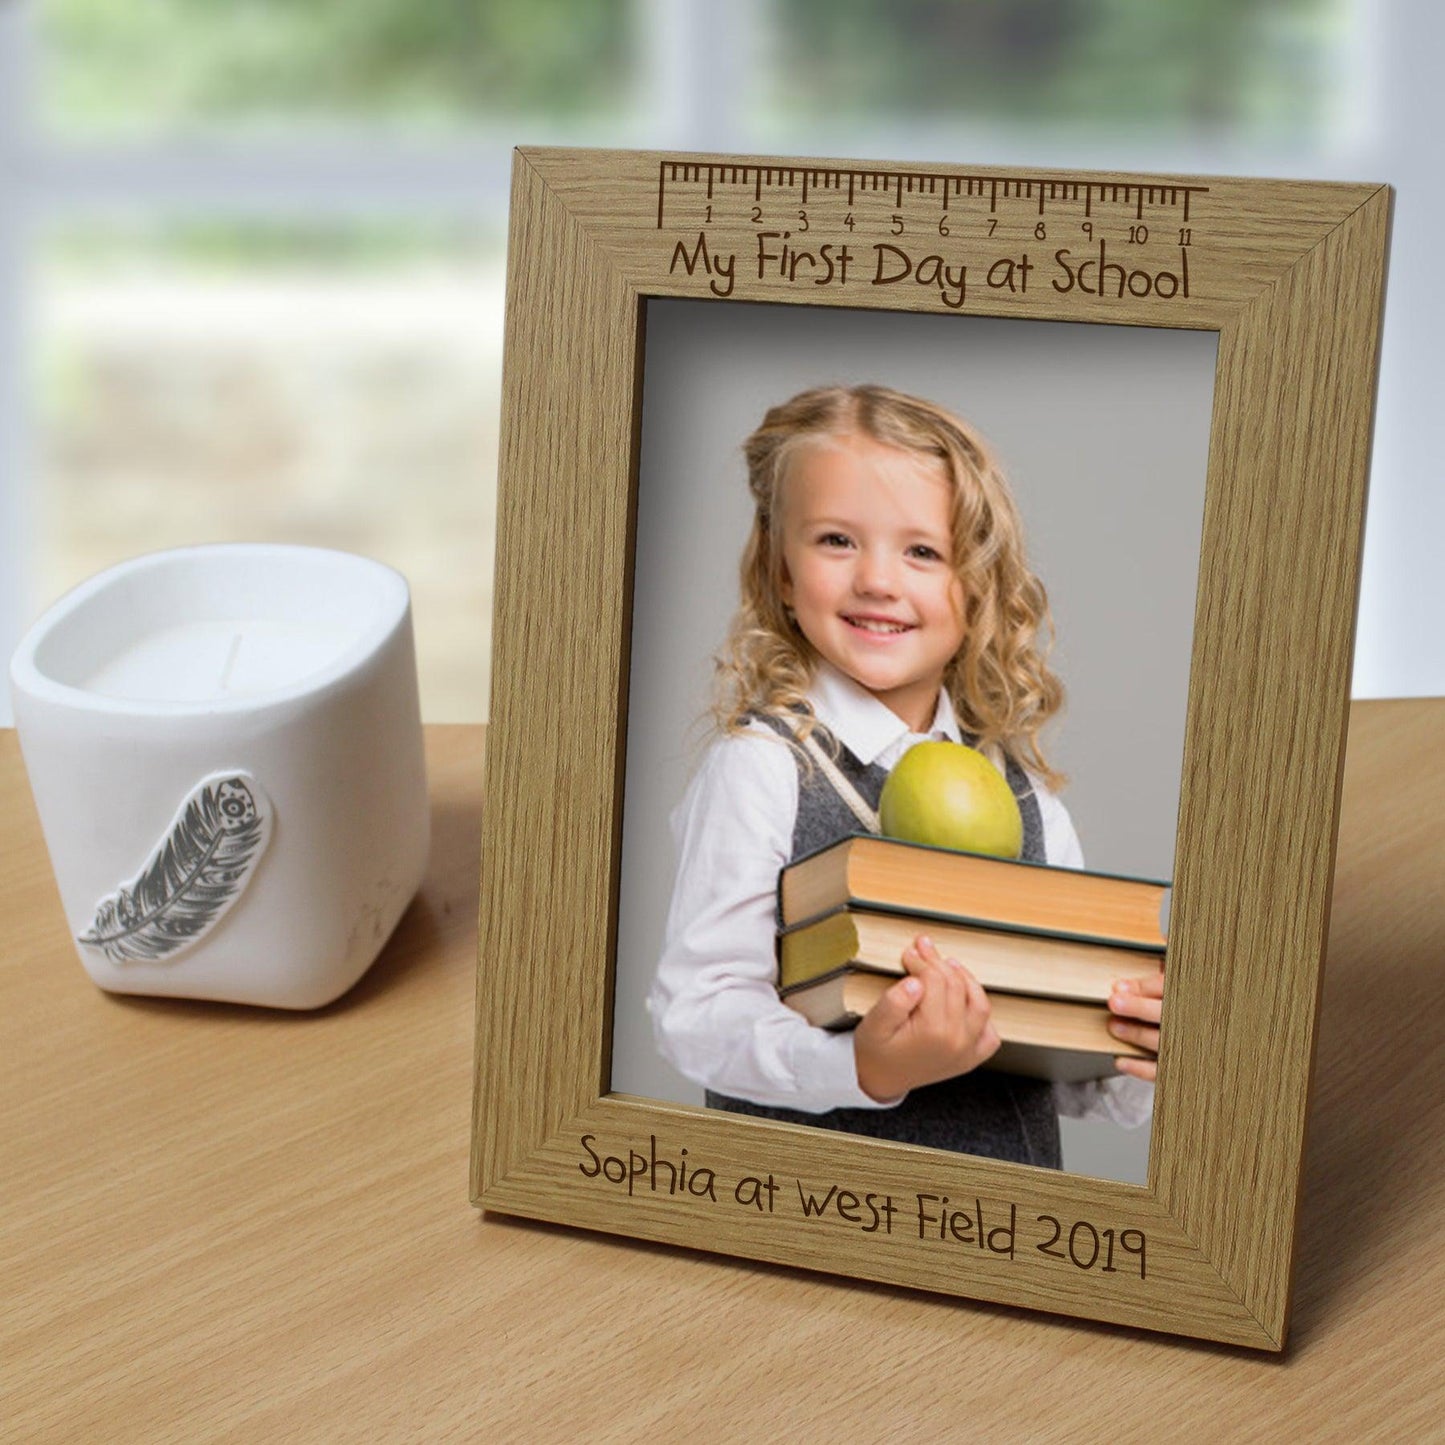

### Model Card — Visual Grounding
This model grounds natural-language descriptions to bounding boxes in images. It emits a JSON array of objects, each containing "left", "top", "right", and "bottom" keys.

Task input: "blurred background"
[{"left": 0, "top": 0, "right": 1437, "bottom": 724}]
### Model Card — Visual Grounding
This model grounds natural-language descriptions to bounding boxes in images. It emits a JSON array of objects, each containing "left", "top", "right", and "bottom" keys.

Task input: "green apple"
[{"left": 878, "top": 741, "right": 1023, "bottom": 858}]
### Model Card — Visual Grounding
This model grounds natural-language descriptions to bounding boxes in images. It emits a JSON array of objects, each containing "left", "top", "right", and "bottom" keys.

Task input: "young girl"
[{"left": 648, "top": 384, "right": 1162, "bottom": 1168}]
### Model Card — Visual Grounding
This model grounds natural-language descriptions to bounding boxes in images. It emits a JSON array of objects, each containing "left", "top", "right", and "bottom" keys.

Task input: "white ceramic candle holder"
[{"left": 9, "top": 544, "right": 430, "bottom": 1009}]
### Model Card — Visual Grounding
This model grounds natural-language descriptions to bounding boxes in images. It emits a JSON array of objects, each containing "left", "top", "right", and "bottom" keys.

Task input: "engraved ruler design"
[{"left": 656, "top": 158, "right": 1207, "bottom": 315}]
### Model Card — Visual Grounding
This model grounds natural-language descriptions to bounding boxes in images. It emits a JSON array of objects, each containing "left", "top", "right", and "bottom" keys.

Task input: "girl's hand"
[
  {"left": 854, "top": 935, "right": 1000, "bottom": 1102},
  {"left": 1109, "top": 968, "right": 1164, "bottom": 1082}
]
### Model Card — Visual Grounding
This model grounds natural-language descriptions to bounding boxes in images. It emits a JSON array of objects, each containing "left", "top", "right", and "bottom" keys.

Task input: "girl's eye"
[
  {"left": 819, "top": 532, "right": 853, "bottom": 549},
  {"left": 908, "top": 544, "right": 944, "bottom": 561}
]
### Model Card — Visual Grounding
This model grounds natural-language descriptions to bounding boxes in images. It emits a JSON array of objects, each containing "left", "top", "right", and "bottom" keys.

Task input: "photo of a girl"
[
  {"left": 611, "top": 299, "right": 1215, "bottom": 1184},
  {"left": 648, "top": 384, "right": 1160, "bottom": 1169}
]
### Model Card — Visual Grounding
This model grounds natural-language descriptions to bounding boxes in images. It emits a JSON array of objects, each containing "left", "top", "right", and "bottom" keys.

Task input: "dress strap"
[{"left": 777, "top": 714, "right": 881, "bottom": 834}]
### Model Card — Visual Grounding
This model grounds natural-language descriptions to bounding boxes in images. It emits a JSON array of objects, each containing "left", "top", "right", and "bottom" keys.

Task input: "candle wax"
[{"left": 84, "top": 619, "right": 356, "bottom": 703}]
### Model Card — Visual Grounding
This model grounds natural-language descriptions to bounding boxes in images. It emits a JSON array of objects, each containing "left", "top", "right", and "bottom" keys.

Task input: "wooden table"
[{"left": 4, "top": 711, "right": 1443, "bottom": 1440}]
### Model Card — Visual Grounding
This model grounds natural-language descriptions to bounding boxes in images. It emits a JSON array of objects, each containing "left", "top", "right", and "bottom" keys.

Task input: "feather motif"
[{"left": 78, "top": 772, "right": 272, "bottom": 964}]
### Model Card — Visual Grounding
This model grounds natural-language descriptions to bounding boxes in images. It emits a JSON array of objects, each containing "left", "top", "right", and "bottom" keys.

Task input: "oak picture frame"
[{"left": 470, "top": 146, "right": 1390, "bottom": 1350}]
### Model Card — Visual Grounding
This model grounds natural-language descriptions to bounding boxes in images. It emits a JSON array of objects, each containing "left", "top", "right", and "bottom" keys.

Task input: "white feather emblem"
[{"left": 78, "top": 772, "right": 272, "bottom": 964}]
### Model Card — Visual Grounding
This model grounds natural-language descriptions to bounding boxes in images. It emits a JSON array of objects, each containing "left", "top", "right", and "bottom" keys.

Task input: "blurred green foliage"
[
  {"left": 40, "top": 0, "right": 635, "bottom": 134},
  {"left": 45, "top": 218, "right": 501, "bottom": 274},
  {"left": 775, "top": 0, "right": 1343, "bottom": 134},
  {"left": 39, "top": 0, "right": 1342, "bottom": 140}
]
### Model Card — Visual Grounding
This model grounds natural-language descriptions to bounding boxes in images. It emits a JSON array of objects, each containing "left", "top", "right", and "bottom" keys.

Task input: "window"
[{"left": 0, "top": 0, "right": 1365, "bottom": 724}]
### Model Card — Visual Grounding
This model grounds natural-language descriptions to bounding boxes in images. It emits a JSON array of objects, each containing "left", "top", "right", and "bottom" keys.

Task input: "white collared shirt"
[{"left": 647, "top": 662, "right": 1153, "bottom": 1126}]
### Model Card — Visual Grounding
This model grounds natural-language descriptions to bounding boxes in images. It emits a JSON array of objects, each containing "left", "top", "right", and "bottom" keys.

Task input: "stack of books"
[{"left": 776, "top": 835, "right": 1169, "bottom": 1082}]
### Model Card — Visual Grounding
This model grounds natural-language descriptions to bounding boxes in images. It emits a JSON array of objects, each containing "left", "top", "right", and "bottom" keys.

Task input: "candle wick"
[{"left": 219, "top": 632, "right": 244, "bottom": 694}]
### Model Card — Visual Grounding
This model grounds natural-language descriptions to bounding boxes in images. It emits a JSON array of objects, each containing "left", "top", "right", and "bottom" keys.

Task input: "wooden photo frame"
[{"left": 471, "top": 147, "right": 1390, "bottom": 1350}]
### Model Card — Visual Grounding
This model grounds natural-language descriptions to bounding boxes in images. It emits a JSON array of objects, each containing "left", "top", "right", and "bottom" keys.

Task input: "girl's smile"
[
  {"left": 842, "top": 613, "right": 914, "bottom": 636},
  {"left": 778, "top": 432, "right": 965, "bottom": 732}
]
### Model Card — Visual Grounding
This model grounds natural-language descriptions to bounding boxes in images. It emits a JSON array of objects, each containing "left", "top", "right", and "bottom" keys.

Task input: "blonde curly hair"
[{"left": 713, "top": 383, "right": 1067, "bottom": 790}]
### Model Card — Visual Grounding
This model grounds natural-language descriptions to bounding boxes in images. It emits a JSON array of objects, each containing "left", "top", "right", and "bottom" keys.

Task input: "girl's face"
[{"left": 778, "top": 431, "right": 965, "bottom": 733}]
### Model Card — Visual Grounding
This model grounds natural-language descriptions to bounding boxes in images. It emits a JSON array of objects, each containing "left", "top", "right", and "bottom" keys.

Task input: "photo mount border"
[{"left": 471, "top": 146, "right": 1390, "bottom": 1351}]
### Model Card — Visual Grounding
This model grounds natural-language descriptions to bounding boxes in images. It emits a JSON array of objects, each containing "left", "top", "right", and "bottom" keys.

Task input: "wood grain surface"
[
  {"left": 471, "top": 149, "right": 1390, "bottom": 1348},
  {"left": 3, "top": 712, "right": 1443, "bottom": 1440}
]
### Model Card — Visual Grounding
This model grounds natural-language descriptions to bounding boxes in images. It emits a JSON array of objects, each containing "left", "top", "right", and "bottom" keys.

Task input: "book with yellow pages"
[
  {"left": 779, "top": 906, "right": 1163, "bottom": 1002},
  {"left": 779, "top": 833, "right": 1170, "bottom": 951},
  {"left": 779, "top": 966, "right": 1151, "bottom": 1083}
]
